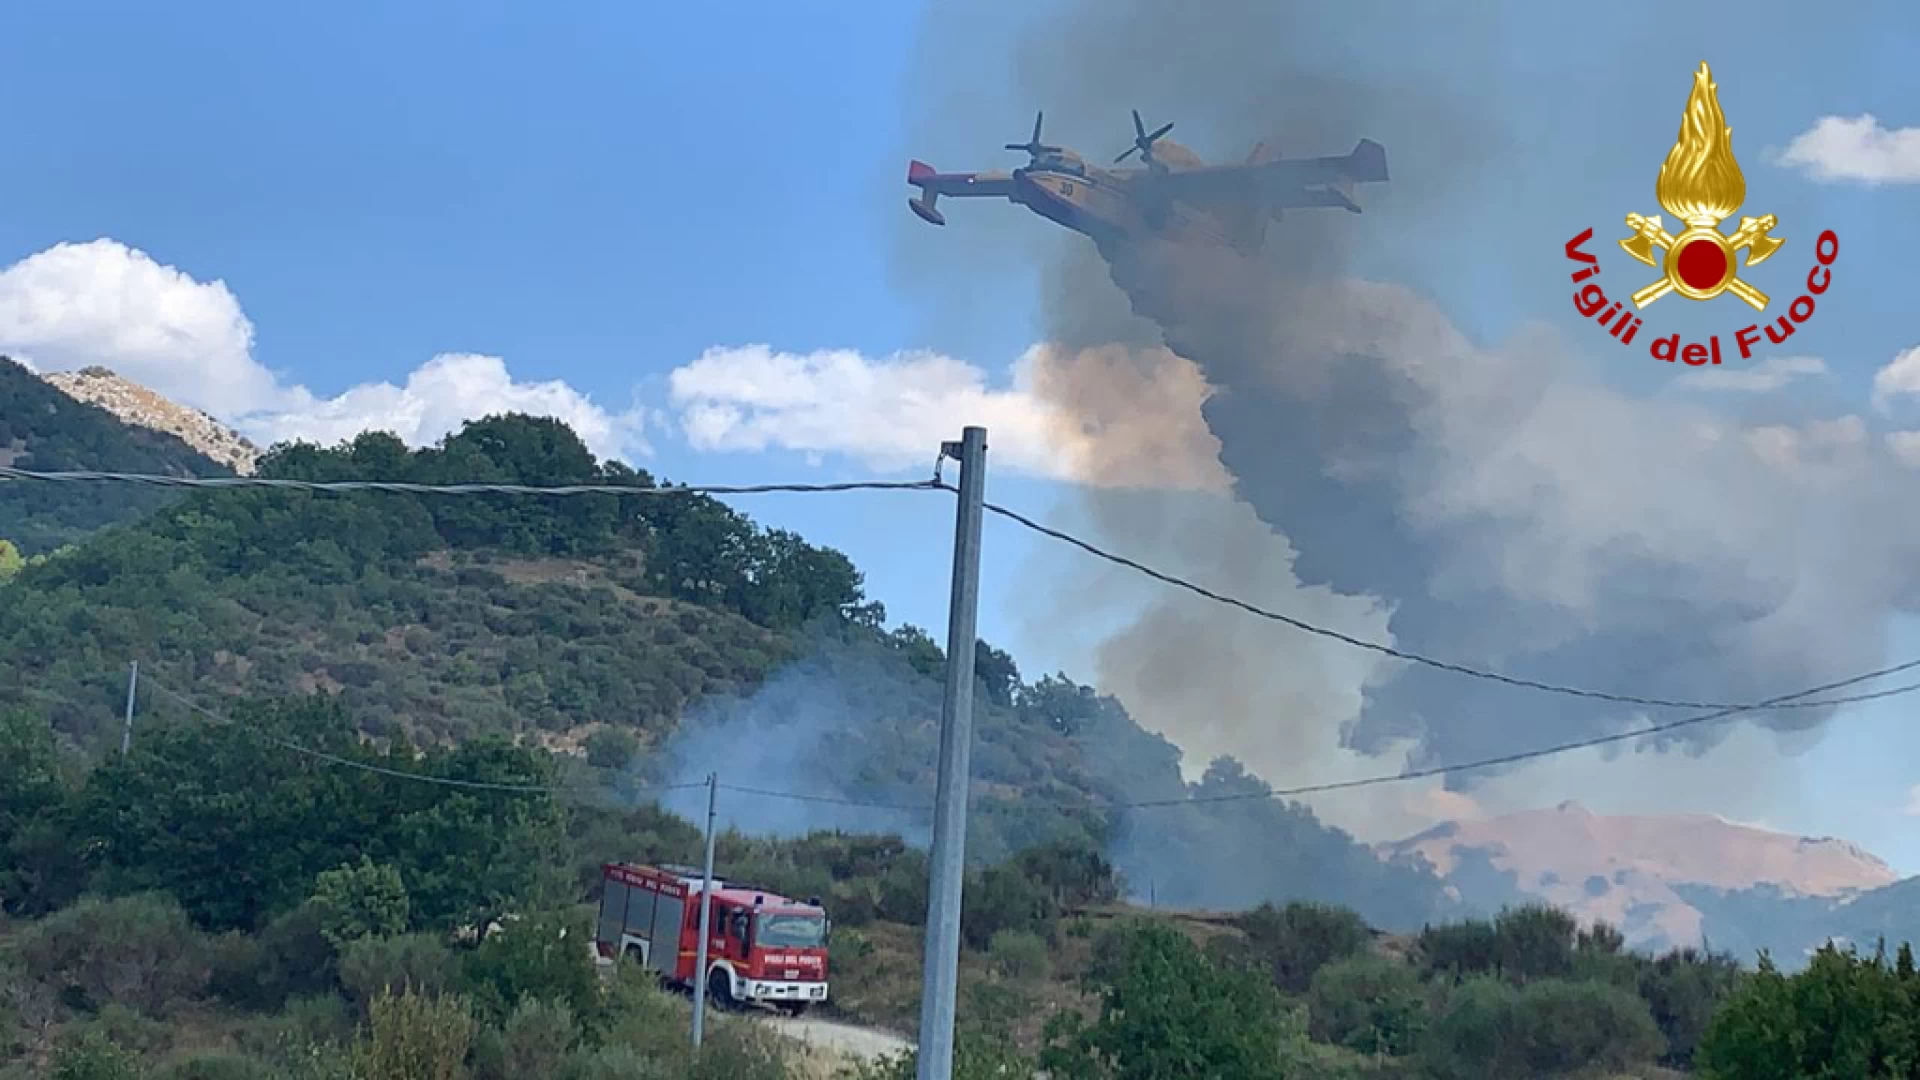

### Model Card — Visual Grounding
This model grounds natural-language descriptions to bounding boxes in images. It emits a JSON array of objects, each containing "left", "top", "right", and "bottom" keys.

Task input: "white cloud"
[
  {"left": 1779, "top": 114, "right": 1920, "bottom": 184},
  {"left": 0, "top": 239, "right": 645, "bottom": 462},
  {"left": 1886, "top": 432, "right": 1920, "bottom": 469},
  {"left": 1873, "top": 346, "right": 1920, "bottom": 413},
  {"left": 0, "top": 239, "right": 280, "bottom": 417},
  {"left": 1676, "top": 355, "right": 1827, "bottom": 393},
  {"left": 667, "top": 342, "right": 1227, "bottom": 490},
  {"left": 258, "top": 354, "right": 648, "bottom": 461}
]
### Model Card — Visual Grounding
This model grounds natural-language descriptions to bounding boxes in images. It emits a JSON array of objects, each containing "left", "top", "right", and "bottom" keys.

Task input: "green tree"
[
  {"left": 0, "top": 538, "right": 24, "bottom": 583},
  {"left": 1490, "top": 903, "right": 1578, "bottom": 983},
  {"left": 310, "top": 857, "right": 411, "bottom": 950},
  {"left": 1236, "top": 900, "right": 1373, "bottom": 995},
  {"left": 458, "top": 911, "right": 599, "bottom": 1025},
  {"left": 582, "top": 727, "right": 639, "bottom": 771},
  {"left": 1696, "top": 942, "right": 1920, "bottom": 1079},
  {"left": 0, "top": 708, "right": 83, "bottom": 915},
  {"left": 1636, "top": 944, "right": 1744, "bottom": 1068},
  {"left": 75, "top": 696, "right": 566, "bottom": 933},
  {"left": 1040, "top": 920, "right": 1313, "bottom": 1080}
]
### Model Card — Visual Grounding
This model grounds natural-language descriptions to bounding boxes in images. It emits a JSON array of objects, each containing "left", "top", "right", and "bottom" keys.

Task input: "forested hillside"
[
  {"left": 0, "top": 403, "right": 1450, "bottom": 929},
  {"left": 0, "top": 357, "right": 232, "bottom": 554}
]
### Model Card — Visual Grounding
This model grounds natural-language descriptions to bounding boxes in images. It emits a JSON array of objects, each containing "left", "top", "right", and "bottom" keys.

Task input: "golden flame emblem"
[{"left": 1619, "top": 63, "right": 1784, "bottom": 310}]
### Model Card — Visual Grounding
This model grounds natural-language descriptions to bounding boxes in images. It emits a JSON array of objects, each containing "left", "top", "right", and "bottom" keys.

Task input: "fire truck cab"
[{"left": 594, "top": 862, "right": 830, "bottom": 1014}]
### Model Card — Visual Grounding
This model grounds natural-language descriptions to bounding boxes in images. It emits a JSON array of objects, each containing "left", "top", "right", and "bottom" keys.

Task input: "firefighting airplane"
[{"left": 906, "top": 110, "right": 1390, "bottom": 255}]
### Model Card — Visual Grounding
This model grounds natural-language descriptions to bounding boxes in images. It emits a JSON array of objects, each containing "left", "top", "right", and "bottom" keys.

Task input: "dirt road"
[{"left": 759, "top": 1013, "right": 914, "bottom": 1076}]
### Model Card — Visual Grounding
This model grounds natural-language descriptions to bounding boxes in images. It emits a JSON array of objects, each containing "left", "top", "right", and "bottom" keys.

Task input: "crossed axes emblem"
[{"left": 1619, "top": 212, "right": 1785, "bottom": 311}]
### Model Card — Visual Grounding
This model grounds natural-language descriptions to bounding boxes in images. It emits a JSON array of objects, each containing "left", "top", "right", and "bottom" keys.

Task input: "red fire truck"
[{"left": 594, "top": 862, "right": 830, "bottom": 1014}]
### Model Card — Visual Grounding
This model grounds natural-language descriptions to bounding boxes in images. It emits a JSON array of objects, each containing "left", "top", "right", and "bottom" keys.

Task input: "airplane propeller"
[
  {"left": 1004, "top": 111, "right": 1061, "bottom": 162},
  {"left": 1114, "top": 109, "right": 1174, "bottom": 165}
]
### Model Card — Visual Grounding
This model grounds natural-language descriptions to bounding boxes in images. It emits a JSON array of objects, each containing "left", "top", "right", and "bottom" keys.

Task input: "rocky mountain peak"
[{"left": 39, "top": 367, "right": 260, "bottom": 475}]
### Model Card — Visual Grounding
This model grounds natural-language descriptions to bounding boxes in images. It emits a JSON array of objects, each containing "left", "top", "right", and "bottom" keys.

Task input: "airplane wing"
[{"left": 1151, "top": 139, "right": 1389, "bottom": 212}]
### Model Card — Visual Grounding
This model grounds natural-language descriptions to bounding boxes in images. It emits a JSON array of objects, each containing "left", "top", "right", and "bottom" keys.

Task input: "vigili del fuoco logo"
[{"left": 1564, "top": 62, "right": 1838, "bottom": 367}]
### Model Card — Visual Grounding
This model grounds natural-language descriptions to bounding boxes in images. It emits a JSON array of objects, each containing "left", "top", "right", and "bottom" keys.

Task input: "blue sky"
[{"left": 9, "top": 1, "right": 1920, "bottom": 866}]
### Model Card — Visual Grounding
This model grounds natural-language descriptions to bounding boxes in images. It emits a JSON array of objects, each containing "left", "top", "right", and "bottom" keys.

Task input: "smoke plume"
[
  {"left": 901, "top": 0, "right": 1920, "bottom": 842},
  {"left": 650, "top": 638, "right": 937, "bottom": 842}
]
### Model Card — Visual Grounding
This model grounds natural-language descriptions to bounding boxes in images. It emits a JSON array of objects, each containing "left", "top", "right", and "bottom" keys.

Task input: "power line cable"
[
  {"left": 1102, "top": 665, "right": 1920, "bottom": 808},
  {"left": 13, "top": 464, "right": 1913, "bottom": 748},
  {"left": 25, "top": 660, "right": 1920, "bottom": 818},
  {"left": 969, "top": 489, "right": 1882, "bottom": 714},
  {"left": 718, "top": 782, "right": 924, "bottom": 811},
  {"left": 0, "top": 466, "right": 942, "bottom": 498},
  {"left": 143, "top": 678, "right": 704, "bottom": 798},
  {"left": 714, "top": 659, "right": 1920, "bottom": 814}
]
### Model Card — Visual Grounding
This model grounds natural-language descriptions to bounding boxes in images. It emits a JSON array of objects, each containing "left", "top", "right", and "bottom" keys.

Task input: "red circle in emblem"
[{"left": 1675, "top": 238, "right": 1729, "bottom": 292}]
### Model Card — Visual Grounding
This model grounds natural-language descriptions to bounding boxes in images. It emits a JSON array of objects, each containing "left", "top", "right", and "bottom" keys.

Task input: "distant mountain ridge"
[{"left": 1381, "top": 801, "right": 1900, "bottom": 956}]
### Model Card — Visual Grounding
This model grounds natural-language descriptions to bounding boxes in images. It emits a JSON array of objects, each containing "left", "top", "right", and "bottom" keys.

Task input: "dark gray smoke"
[{"left": 900, "top": 0, "right": 1920, "bottom": 835}]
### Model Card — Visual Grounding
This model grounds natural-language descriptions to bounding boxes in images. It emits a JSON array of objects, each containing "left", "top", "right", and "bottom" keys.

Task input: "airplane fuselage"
[{"left": 1011, "top": 166, "right": 1247, "bottom": 252}]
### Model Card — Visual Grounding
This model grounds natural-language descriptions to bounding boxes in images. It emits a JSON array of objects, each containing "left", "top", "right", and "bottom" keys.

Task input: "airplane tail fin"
[
  {"left": 1346, "top": 139, "right": 1389, "bottom": 183},
  {"left": 906, "top": 160, "right": 946, "bottom": 225}
]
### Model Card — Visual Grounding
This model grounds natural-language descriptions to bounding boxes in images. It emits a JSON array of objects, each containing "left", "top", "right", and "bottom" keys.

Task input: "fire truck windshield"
[{"left": 756, "top": 912, "right": 825, "bottom": 948}]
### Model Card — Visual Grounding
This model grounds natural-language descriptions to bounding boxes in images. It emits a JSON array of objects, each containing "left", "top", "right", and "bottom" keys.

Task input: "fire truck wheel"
[{"left": 707, "top": 968, "right": 735, "bottom": 1011}]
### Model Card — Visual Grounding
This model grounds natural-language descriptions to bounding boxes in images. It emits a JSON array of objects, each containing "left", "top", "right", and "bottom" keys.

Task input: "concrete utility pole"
[
  {"left": 691, "top": 771, "right": 719, "bottom": 1051},
  {"left": 916, "top": 426, "right": 988, "bottom": 1080},
  {"left": 120, "top": 660, "right": 139, "bottom": 756}
]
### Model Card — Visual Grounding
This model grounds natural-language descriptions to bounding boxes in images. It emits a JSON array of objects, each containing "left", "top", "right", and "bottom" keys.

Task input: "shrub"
[
  {"left": 1237, "top": 901, "right": 1372, "bottom": 995},
  {"left": 960, "top": 865, "right": 1053, "bottom": 950},
  {"left": 583, "top": 729, "right": 639, "bottom": 771},
  {"left": 63, "top": 1005, "right": 172, "bottom": 1061},
  {"left": 1490, "top": 904, "right": 1577, "bottom": 983},
  {"left": 16, "top": 893, "right": 209, "bottom": 1016},
  {"left": 339, "top": 933, "right": 458, "bottom": 1011},
  {"left": 229, "top": 994, "right": 355, "bottom": 1065},
  {"left": 1419, "top": 975, "right": 1664, "bottom": 1080},
  {"left": 840, "top": 1029, "right": 1034, "bottom": 1080},
  {"left": 158, "top": 1053, "right": 274, "bottom": 1080},
  {"left": 49, "top": 1028, "right": 144, "bottom": 1080},
  {"left": 500, "top": 998, "right": 581, "bottom": 1077},
  {"left": 985, "top": 929, "right": 1050, "bottom": 981},
  {"left": 1416, "top": 919, "right": 1499, "bottom": 982},
  {"left": 355, "top": 988, "right": 476, "bottom": 1080},
  {"left": 210, "top": 904, "right": 337, "bottom": 1011},
  {"left": 1307, "top": 953, "right": 1428, "bottom": 1057},
  {"left": 459, "top": 911, "right": 598, "bottom": 1024}
]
